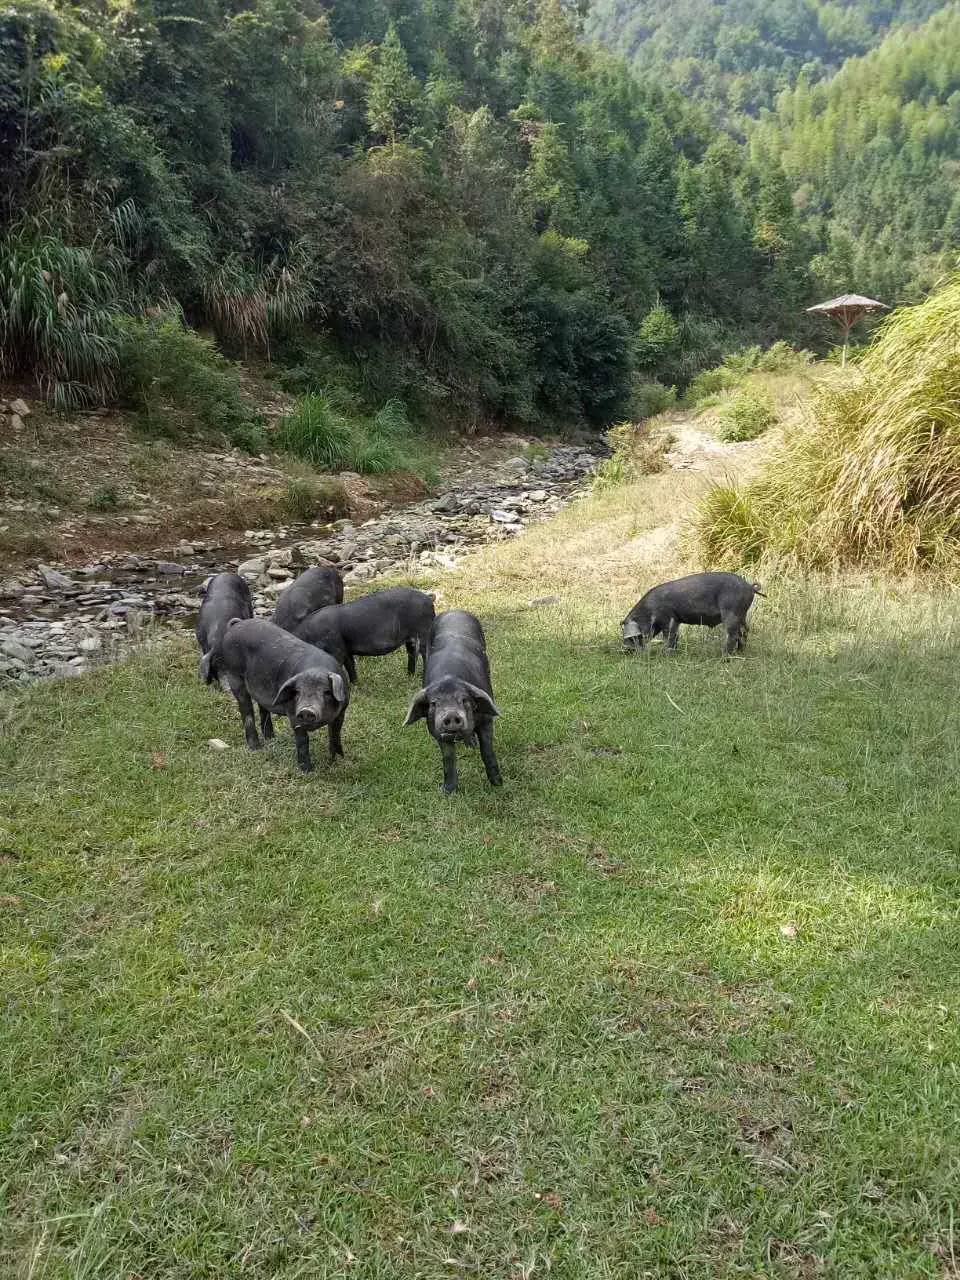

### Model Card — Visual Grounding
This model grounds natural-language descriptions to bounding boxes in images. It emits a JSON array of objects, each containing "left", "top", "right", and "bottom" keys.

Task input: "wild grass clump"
[
  {"left": 274, "top": 394, "right": 431, "bottom": 476},
  {"left": 278, "top": 475, "right": 350, "bottom": 522},
  {"left": 693, "top": 275, "right": 960, "bottom": 571},
  {"left": 0, "top": 222, "right": 123, "bottom": 410},
  {"left": 593, "top": 419, "right": 670, "bottom": 490},
  {"left": 115, "top": 313, "right": 266, "bottom": 452},
  {"left": 716, "top": 389, "right": 777, "bottom": 442}
]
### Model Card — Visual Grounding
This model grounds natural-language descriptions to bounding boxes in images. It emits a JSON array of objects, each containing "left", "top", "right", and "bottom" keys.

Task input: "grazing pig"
[
  {"left": 205, "top": 618, "right": 349, "bottom": 772},
  {"left": 273, "top": 564, "right": 344, "bottom": 632},
  {"left": 196, "top": 573, "right": 253, "bottom": 685},
  {"left": 293, "top": 586, "right": 435, "bottom": 683},
  {"left": 404, "top": 610, "right": 502, "bottom": 794},
  {"left": 621, "top": 571, "right": 764, "bottom": 657}
]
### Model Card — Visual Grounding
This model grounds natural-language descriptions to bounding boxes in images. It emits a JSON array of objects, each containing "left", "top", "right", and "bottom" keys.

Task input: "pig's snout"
[
  {"left": 294, "top": 705, "right": 322, "bottom": 729},
  {"left": 438, "top": 708, "right": 468, "bottom": 736}
]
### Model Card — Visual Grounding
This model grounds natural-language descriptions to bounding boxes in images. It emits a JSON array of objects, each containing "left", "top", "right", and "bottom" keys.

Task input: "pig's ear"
[
  {"left": 403, "top": 689, "right": 429, "bottom": 726},
  {"left": 275, "top": 675, "right": 300, "bottom": 707},
  {"left": 328, "top": 672, "right": 347, "bottom": 705},
  {"left": 465, "top": 683, "right": 500, "bottom": 717}
]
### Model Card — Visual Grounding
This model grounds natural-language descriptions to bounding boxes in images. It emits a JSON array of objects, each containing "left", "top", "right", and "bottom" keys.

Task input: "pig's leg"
[
  {"left": 440, "top": 741, "right": 459, "bottom": 795},
  {"left": 477, "top": 721, "right": 503, "bottom": 787},
  {"left": 736, "top": 620, "right": 749, "bottom": 652},
  {"left": 417, "top": 629, "right": 431, "bottom": 675},
  {"left": 291, "top": 721, "right": 314, "bottom": 773},
  {"left": 231, "top": 681, "right": 261, "bottom": 751},
  {"left": 663, "top": 617, "right": 680, "bottom": 652},
  {"left": 328, "top": 710, "right": 345, "bottom": 761},
  {"left": 260, "top": 707, "right": 275, "bottom": 740},
  {"left": 721, "top": 611, "right": 742, "bottom": 657},
  {"left": 345, "top": 652, "right": 358, "bottom": 684},
  {"left": 405, "top": 638, "right": 417, "bottom": 676}
]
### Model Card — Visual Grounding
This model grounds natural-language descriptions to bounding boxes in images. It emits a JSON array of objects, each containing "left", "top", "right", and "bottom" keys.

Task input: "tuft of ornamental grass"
[{"left": 693, "top": 275, "right": 960, "bottom": 571}]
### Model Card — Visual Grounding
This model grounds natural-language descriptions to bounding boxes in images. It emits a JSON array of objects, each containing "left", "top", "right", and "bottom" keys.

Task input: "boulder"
[{"left": 39, "top": 566, "right": 74, "bottom": 591}]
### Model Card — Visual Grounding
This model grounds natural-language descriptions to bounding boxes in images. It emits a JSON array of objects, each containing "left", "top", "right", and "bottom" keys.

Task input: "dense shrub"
[
  {"left": 115, "top": 315, "right": 265, "bottom": 452},
  {"left": 717, "top": 390, "right": 777, "bottom": 441},
  {"left": 630, "top": 379, "right": 677, "bottom": 420}
]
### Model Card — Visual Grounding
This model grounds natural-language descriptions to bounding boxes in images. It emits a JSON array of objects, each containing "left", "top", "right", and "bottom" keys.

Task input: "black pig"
[
  {"left": 206, "top": 618, "right": 349, "bottom": 772},
  {"left": 273, "top": 564, "right": 344, "bottom": 632},
  {"left": 404, "top": 610, "right": 502, "bottom": 794},
  {"left": 196, "top": 573, "right": 253, "bottom": 685},
  {"left": 294, "top": 587, "right": 435, "bottom": 683},
  {"left": 621, "top": 571, "right": 763, "bottom": 657}
]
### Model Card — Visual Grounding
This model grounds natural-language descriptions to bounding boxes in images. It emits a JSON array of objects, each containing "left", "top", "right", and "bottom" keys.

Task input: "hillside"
[
  {"left": 587, "top": 0, "right": 948, "bottom": 121},
  {"left": 752, "top": 7, "right": 960, "bottom": 302},
  {"left": 0, "top": 0, "right": 809, "bottom": 444}
]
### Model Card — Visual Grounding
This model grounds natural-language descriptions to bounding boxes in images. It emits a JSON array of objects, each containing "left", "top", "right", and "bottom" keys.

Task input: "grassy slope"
[{"left": 2, "top": 469, "right": 960, "bottom": 1278}]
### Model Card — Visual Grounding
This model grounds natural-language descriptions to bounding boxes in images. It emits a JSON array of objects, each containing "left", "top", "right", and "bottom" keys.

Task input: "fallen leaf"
[
  {"left": 643, "top": 1206, "right": 662, "bottom": 1226},
  {"left": 422, "top": 1086, "right": 437, "bottom": 1099},
  {"left": 450, "top": 1220, "right": 469, "bottom": 1235},
  {"left": 208, "top": 738, "right": 229, "bottom": 751},
  {"left": 779, "top": 922, "right": 798, "bottom": 939},
  {"left": 0, "top": 895, "right": 22, "bottom": 908},
  {"left": 150, "top": 752, "right": 167, "bottom": 770},
  {"left": 465, "top": 976, "right": 478, "bottom": 991}
]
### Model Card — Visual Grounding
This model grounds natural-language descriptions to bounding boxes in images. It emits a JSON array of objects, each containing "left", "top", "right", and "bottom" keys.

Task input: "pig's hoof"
[
  {"left": 489, "top": 776, "right": 503, "bottom": 787},
  {"left": 246, "top": 739, "right": 263, "bottom": 752},
  {"left": 298, "top": 760, "right": 314, "bottom": 774},
  {"left": 441, "top": 783, "right": 458, "bottom": 796}
]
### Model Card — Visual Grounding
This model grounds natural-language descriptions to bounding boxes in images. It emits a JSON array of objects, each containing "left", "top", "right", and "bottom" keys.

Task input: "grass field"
[{"left": 3, "top": 471, "right": 960, "bottom": 1278}]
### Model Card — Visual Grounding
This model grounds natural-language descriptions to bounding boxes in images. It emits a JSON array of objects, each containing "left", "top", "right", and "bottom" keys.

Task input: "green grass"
[
  {"left": 2, "top": 482, "right": 960, "bottom": 1277},
  {"left": 274, "top": 394, "right": 435, "bottom": 479}
]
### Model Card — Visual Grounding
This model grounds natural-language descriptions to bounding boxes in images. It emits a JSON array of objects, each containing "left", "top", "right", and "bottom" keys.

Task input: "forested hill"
[
  {"left": 0, "top": 0, "right": 807, "bottom": 430},
  {"left": 587, "top": 0, "right": 948, "bottom": 121},
  {"left": 751, "top": 7, "right": 960, "bottom": 302}
]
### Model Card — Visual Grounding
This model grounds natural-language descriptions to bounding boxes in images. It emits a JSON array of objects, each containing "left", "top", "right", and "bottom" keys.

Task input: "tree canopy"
[{"left": 0, "top": 0, "right": 817, "bottom": 423}]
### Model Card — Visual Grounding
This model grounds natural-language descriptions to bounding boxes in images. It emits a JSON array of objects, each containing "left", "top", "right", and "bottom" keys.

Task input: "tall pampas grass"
[{"left": 694, "top": 275, "right": 960, "bottom": 572}]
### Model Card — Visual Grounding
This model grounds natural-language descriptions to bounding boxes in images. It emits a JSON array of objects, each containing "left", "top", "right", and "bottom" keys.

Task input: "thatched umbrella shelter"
[{"left": 806, "top": 294, "right": 889, "bottom": 365}]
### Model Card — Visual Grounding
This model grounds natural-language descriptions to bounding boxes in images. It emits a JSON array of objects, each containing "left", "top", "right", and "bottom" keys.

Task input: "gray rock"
[
  {"left": 155, "top": 561, "right": 187, "bottom": 575},
  {"left": 432, "top": 493, "right": 460, "bottom": 514},
  {"left": 238, "top": 557, "right": 265, "bottom": 578},
  {"left": 1, "top": 638, "right": 33, "bottom": 665},
  {"left": 78, "top": 635, "right": 102, "bottom": 653},
  {"left": 10, "top": 398, "right": 30, "bottom": 417},
  {"left": 491, "top": 508, "right": 521, "bottom": 524},
  {"left": 529, "top": 595, "right": 561, "bottom": 608},
  {"left": 39, "top": 566, "right": 74, "bottom": 591}
]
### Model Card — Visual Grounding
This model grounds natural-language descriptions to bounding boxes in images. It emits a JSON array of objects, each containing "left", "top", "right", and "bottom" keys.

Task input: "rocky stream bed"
[{"left": 0, "top": 443, "right": 603, "bottom": 688}]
